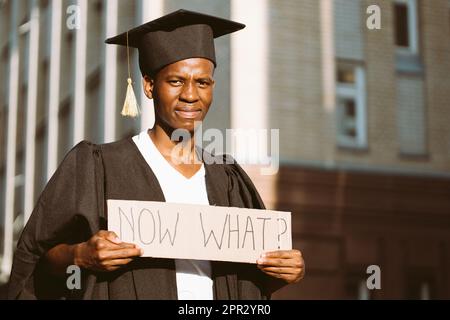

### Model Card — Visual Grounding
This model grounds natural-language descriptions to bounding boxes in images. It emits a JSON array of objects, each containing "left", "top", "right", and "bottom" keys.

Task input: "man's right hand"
[{"left": 74, "top": 231, "right": 143, "bottom": 272}]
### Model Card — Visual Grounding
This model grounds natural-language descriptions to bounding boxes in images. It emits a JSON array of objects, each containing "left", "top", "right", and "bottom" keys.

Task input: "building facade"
[
  {"left": 1, "top": 0, "right": 450, "bottom": 299},
  {"left": 253, "top": 0, "right": 450, "bottom": 299}
]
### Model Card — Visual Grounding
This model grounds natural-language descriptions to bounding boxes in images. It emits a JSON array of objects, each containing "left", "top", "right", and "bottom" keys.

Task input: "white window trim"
[
  {"left": 336, "top": 65, "right": 367, "bottom": 149},
  {"left": 395, "top": 0, "right": 419, "bottom": 55}
]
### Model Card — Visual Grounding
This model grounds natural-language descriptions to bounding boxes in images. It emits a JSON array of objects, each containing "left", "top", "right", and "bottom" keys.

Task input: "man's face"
[{"left": 144, "top": 57, "right": 215, "bottom": 133}]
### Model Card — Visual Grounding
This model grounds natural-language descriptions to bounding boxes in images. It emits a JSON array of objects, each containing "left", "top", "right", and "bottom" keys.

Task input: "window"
[
  {"left": 336, "top": 64, "right": 367, "bottom": 149},
  {"left": 394, "top": 0, "right": 419, "bottom": 55}
]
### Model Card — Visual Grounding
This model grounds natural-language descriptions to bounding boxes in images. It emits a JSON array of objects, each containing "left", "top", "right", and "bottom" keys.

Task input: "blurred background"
[{"left": 1, "top": 0, "right": 450, "bottom": 299}]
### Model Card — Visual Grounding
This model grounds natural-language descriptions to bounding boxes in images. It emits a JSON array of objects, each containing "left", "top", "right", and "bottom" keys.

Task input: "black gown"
[{"left": 7, "top": 137, "right": 275, "bottom": 300}]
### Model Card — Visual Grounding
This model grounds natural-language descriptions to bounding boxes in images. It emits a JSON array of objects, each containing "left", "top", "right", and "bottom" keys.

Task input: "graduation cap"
[{"left": 105, "top": 9, "right": 245, "bottom": 117}]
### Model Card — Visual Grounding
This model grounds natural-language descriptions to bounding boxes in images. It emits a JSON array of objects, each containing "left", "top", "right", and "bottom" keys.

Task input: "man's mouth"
[{"left": 175, "top": 107, "right": 202, "bottom": 119}]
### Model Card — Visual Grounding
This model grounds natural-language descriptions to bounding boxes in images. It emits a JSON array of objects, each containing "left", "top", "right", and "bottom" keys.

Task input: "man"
[{"left": 8, "top": 9, "right": 304, "bottom": 300}]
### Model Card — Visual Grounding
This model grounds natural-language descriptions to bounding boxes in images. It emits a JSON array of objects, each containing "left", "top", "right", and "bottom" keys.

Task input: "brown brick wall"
[{"left": 262, "top": 165, "right": 450, "bottom": 299}]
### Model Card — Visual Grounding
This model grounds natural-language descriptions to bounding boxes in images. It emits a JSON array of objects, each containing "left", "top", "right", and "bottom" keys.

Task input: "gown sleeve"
[{"left": 7, "top": 141, "right": 103, "bottom": 300}]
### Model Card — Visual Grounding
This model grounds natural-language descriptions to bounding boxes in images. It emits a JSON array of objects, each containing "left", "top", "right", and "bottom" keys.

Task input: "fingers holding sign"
[
  {"left": 74, "top": 230, "right": 144, "bottom": 272},
  {"left": 257, "top": 250, "right": 305, "bottom": 284}
]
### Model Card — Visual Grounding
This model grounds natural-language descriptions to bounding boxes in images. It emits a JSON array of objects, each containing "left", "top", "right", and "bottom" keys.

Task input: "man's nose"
[{"left": 179, "top": 81, "right": 199, "bottom": 103}]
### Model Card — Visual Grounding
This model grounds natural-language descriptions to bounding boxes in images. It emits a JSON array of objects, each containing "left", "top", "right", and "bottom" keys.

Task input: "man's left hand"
[{"left": 257, "top": 250, "right": 305, "bottom": 284}]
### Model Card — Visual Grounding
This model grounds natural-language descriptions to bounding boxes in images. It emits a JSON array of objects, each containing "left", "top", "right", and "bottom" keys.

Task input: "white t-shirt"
[{"left": 132, "top": 130, "right": 213, "bottom": 300}]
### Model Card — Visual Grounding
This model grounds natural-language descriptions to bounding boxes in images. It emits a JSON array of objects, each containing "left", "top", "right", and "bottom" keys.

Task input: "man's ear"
[{"left": 143, "top": 75, "right": 154, "bottom": 99}]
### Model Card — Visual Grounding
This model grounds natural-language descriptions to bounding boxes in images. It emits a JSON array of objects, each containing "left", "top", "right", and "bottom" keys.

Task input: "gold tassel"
[
  {"left": 121, "top": 31, "right": 140, "bottom": 118},
  {"left": 121, "top": 78, "right": 140, "bottom": 117}
]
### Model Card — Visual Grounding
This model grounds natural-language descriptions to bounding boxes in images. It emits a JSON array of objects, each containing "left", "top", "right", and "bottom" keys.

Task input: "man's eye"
[
  {"left": 198, "top": 81, "right": 210, "bottom": 87},
  {"left": 169, "top": 80, "right": 183, "bottom": 85}
]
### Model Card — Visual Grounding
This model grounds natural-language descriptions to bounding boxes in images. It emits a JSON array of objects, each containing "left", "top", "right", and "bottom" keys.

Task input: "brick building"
[{"left": 251, "top": 0, "right": 450, "bottom": 299}]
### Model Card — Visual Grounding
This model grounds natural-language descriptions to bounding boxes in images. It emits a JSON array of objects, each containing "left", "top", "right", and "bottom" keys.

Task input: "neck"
[{"left": 148, "top": 123, "right": 200, "bottom": 164}]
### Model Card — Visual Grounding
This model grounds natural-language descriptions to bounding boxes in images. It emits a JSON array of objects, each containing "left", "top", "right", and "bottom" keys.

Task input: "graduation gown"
[{"left": 7, "top": 137, "right": 273, "bottom": 300}]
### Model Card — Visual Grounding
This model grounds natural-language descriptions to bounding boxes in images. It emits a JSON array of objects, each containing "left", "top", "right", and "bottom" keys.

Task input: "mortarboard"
[{"left": 105, "top": 9, "right": 245, "bottom": 117}]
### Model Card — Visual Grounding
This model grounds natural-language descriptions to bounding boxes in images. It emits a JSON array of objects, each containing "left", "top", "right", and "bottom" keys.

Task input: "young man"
[{"left": 8, "top": 9, "right": 304, "bottom": 300}]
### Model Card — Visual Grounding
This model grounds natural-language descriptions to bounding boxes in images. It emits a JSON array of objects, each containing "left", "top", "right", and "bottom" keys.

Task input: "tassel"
[
  {"left": 121, "top": 31, "right": 140, "bottom": 118},
  {"left": 121, "top": 78, "right": 140, "bottom": 117}
]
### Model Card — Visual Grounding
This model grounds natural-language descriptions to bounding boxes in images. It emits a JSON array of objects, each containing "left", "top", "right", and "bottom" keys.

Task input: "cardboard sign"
[{"left": 107, "top": 200, "right": 292, "bottom": 264}]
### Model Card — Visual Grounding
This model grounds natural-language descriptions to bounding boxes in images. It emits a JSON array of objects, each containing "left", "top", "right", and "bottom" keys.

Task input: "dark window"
[
  {"left": 337, "top": 68, "right": 355, "bottom": 84},
  {"left": 345, "top": 99, "right": 356, "bottom": 118},
  {"left": 395, "top": 3, "right": 410, "bottom": 47},
  {"left": 338, "top": 98, "right": 357, "bottom": 139},
  {"left": 95, "top": 0, "right": 103, "bottom": 13}
]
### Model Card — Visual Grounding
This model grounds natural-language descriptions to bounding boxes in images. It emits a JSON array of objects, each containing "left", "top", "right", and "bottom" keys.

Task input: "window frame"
[
  {"left": 394, "top": 0, "right": 419, "bottom": 55},
  {"left": 335, "top": 64, "right": 367, "bottom": 149}
]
